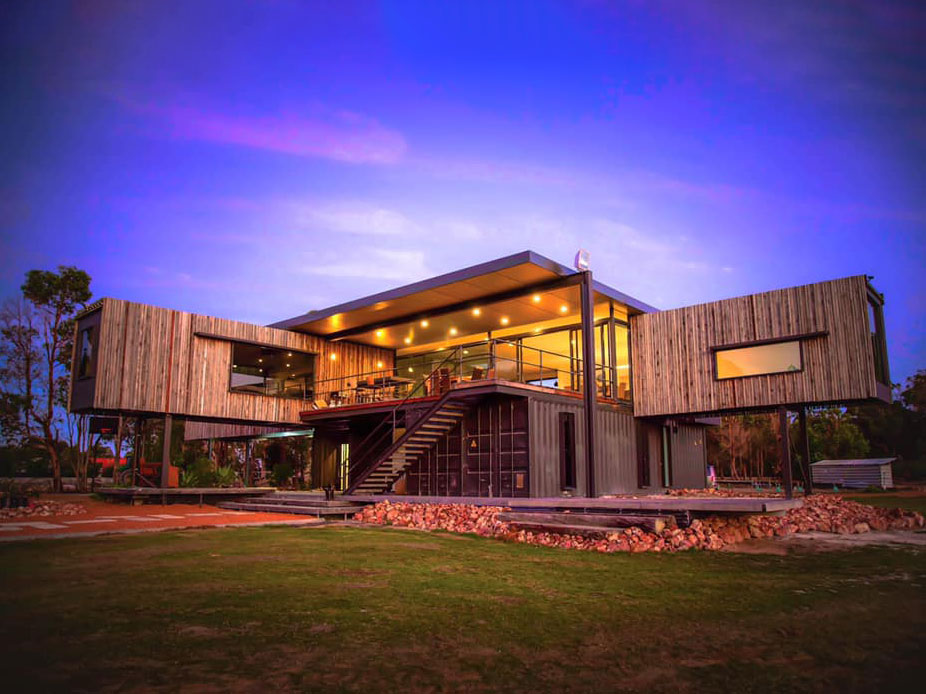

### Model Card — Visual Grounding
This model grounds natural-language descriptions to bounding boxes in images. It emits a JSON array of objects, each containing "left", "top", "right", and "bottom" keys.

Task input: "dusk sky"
[{"left": 2, "top": 1, "right": 924, "bottom": 381}]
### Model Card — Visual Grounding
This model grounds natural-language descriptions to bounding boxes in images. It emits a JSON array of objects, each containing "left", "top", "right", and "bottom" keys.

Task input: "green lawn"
[
  {"left": 843, "top": 492, "right": 926, "bottom": 514},
  {"left": 1, "top": 525, "right": 924, "bottom": 693}
]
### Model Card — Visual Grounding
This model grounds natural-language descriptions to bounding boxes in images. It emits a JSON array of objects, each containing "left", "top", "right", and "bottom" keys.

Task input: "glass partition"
[{"left": 230, "top": 342, "right": 316, "bottom": 399}]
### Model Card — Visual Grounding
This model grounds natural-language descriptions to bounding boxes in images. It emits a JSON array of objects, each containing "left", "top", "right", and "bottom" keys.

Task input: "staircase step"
[{"left": 217, "top": 500, "right": 361, "bottom": 517}]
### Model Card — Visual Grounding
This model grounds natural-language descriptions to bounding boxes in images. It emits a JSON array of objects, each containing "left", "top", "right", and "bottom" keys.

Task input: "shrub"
[
  {"left": 214, "top": 466, "right": 237, "bottom": 488},
  {"left": 179, "top": 457, "right": 217, "bottom": 488}
]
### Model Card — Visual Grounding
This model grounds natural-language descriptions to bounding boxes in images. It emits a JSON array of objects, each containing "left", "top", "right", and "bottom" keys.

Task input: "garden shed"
[{"left": 811, "top": 458, "right": 895, "bottom": 490}]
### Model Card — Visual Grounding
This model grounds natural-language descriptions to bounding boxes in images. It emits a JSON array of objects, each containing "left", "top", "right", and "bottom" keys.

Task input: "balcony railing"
[{"left": 306, "top": 339, "right": 623, "bottom": 409}]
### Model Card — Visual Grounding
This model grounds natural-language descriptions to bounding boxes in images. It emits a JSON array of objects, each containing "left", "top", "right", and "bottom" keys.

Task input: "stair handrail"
[
  {"left": 344, "top": 388, "right": 460, "bottom": 494},
  {"left": 338, "top": 346, "right": 464, "bottom": 489}
]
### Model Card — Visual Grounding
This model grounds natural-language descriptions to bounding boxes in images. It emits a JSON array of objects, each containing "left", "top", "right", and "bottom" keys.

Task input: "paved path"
[{"left": 0, "top": 498, "right": 323, "bottom": 542}]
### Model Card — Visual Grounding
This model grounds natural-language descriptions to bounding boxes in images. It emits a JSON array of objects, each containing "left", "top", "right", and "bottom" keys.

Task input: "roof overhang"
[{"left": 270, "top": 250, "right": 656, "bottom": 336}]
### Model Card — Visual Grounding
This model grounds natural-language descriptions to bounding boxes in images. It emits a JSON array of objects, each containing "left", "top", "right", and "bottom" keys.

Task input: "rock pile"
[
  {"left": 0, "top": 500, "right": 88, "bottom": 520},
  {"left": 354, "top": 495, "right": 924, "bottom": 554}
]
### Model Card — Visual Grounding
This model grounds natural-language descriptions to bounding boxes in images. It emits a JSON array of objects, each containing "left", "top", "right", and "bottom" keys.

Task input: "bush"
[
  {"left": 179, "top": 457, "right": 217, "bottom": 488},
  {"left": 214, "top": 466, "right": 237, "bottom": 488},
  {"left": 270, "top": 462, "right": 293, "bottom": 488}
]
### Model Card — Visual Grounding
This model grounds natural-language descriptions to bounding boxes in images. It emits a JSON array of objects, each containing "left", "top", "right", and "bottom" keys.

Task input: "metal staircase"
[{"left": 349, "top": 393, "right": 469, "bottom": 495}]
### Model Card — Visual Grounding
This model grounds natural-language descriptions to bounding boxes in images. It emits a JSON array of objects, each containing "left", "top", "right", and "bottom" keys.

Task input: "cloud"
[
  {"left": 303, "top": 249, "right": 430, "bottom": 282},
  {"left": 297, "top": 205, "right": 416, "bottom": 236},
  {"left": 115, "top": 95, "right": 407, "bottom": 164}
]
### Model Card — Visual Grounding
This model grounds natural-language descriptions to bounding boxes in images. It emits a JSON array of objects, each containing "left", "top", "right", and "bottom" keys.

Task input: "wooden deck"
[{"left": 341, "top": 494, "right": 803, "bottom": 514}]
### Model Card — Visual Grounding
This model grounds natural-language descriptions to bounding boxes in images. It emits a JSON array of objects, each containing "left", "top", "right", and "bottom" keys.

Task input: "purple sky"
[{"left": 1, "top": 1, "right": 924, "bottom": 382}]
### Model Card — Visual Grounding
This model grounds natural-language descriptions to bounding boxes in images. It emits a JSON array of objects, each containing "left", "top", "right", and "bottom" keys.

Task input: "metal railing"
[{"left": 308, "top": 338, "right": 623, "bottom": 409}]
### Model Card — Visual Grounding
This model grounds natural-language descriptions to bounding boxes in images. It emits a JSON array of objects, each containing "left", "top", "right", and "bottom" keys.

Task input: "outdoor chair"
[{"left": 470, "top": 366, "right": 485, "bottom": 381}]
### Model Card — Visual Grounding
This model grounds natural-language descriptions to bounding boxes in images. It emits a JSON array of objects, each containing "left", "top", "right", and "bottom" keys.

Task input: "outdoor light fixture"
[
  {"left": 375, "top": 329, "right": 384, "bottom": 337},
  {"left": 408, "top": 366, "right": 414, "bottom": 372},
  {"left": 420, "top": 319, "right": 429, "bottom": 328},
  {"left": 376, "top": 361, "right": 384, "bottom": 368},
  {"left": 404, "top": 337, "right": 412, "bottom": 344},
  {"left": 330, "top": 354, "right": 337, "bottom": 361},
  {"left": 286, "top": 363, "right": 290, "bottom": 367},
  {"left": 449, "top": 327, "right": 458, "bottom": 336},
  {"left": 232, "top": 364, "right": 237, "bottom": 368},
  {"left": 560, "top": 304, "right": 569, "bottom": 313},
  {"left": 574, "top": 248, "right": 591, "bottom": 271},
  {"left": 532, "top": 294, "right": 541, "bottom": 303},
  {"left": 258, "top": 358, "right": 263, "bottom": 363},
  {"left": 500, "top": 316, "right": 509, "bottom": 325},
  {"left": 472, "top": 307, "right": 481, "bottom": 316},
  {"left": 287, "top": 352, "right": 293, "bottom": 357}
]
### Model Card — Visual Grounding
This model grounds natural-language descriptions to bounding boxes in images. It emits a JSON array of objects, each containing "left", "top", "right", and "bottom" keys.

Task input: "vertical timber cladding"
[
  {"left": 630, "top": 276, "right": 880, "bottom": 417},
  {"left": 86, "top": 298, "right": 393, "bottom": 424},
  {"left": 529, "top": 396, "right": 708, "bottom": 496},
  {"left": 405, "top": 395, "right": 530, "bottom": 497}
]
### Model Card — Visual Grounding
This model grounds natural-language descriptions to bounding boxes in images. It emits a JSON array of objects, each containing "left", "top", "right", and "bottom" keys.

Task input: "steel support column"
[
  {"left": 580, "top": 270, "right": 597, "bottom": 498},
  {"left": 160, "top": 414, "right": 172, "bottom": 488},
  {"left": 799, "top": 407, "right": 813, "bottom": 495},
  {"left": 778, "top": 406, "right": 793, "bottom": 500}
]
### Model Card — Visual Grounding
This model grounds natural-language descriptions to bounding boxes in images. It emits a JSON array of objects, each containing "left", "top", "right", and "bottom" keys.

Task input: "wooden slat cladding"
[
  {"left": 630, "top": 276, "right": 880, "bottom": 417},
  {"left": 82, "top": 298, "right": 393, "bottom": 424}
]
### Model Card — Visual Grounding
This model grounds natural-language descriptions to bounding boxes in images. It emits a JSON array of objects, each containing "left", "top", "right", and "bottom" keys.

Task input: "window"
[
  {"left": 559, "top": 412, "right": 576, "bottom": 490},
  {"left": 661, "top": 426, "right": 673, "bottom": 487},
  {"left": 77, "top": 327, "right": 95, "bottom": 379},
  {"left": 230, "top": 342, "right": 315, "bottom": 399},
  {"left": 715, "top": 340, "right": 802, "bottom": 380}
]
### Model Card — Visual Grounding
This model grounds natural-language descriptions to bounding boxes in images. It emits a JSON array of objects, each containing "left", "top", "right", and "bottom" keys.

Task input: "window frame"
[
  {"left": 223, "top": 338, "right": 318, "bottom": 400},
  {"left": 76, "top": 326, "right": 97, "bottom": 380},
  {"left": 710, "top": 332, "right": 826, "bottom": 382},
  {"left": 558, "top": 411, "right": 577, "bottom": 491}
]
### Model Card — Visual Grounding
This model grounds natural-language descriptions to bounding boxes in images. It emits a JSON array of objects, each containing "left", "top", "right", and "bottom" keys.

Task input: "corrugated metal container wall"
[
  {"left": 670, "top": 424, "right": 708, "bottom": 489},
  {"left": 528, "top": 399, "right": 708, "bottom": 496},
  {"left": 812, "top": 463, "right": 893, "bottom": 489}
]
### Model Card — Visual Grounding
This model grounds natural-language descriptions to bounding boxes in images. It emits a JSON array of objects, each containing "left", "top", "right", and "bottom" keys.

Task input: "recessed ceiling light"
[
  {"left": 376, "top": 361, "right": 384, "bottom": 368},
  {"left": 404, "top": 337, "right": 412, "bottom": 345},
  {"left": 408, "top": 366, "right": 414, "bottom": 372},
  {"left": 463, "top": 350, "right": 469, "bottom": 355},
  {"left": 449, "top": 327, "right": 458, "bottom": 336},
  {"left": 330, "top": 354, "right": 337, "bottom": 360},
  {"left": 533, "top": 327, "right": 542, "bottom": 334},
  {"left": 258, "top": 358, "right": 263, "bottom": 363},
  {"left": 375, "top": 329, "right": 384, "bottom": 337},
  {"left": 287, "top": 352, "right": 292, "bottom": 357},
  {"left": 532, "top": 294, "right": 541, "bottom": 303},
  {"left": 286, "top": 363, "right": 291, "bottom": 367},
  {"left": 472, "top": 307, "right": 481, "bottom": 316},
  {"left": 500, "top": 316, "right": 509, "bottom": 326},
  {"left": 560, "top": 304, "right": 569, "bottom": 313},
  {"left": 420, "top": 319, "right": 429, "bottom": 328},
  {"left": 232, "top": 364, "right": 237, "bottom": 368}
]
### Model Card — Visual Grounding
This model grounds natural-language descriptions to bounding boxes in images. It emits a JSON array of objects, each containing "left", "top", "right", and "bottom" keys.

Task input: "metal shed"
[{"left": 811, "top": 458, "right": 895, "bottom": 490}]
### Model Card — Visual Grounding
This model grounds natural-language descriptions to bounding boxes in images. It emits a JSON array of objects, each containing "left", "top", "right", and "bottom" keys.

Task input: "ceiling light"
[
  {"left": 404, "top": 337, "right": 412, "bottom": 345},
  {"left": 375, "top": 329, "right": 384, "bottom": 337},
  {"left": 376, "top": 361, "right": 384, "bottom": 368},
  {"left": 287, "top": 352, "right": 292, "bottom": 357},
  {"left": 420, "top": 319, "right": 429, "bottom": 328},
  {"left": 532, "top": 294, "right": 541, "bottom": 303},
  {"left": 560, "top": 304, "right": 569, "bottom": 313},
  {"left": 449, "top": 327, "right": 458, "bottom": 336},
  {"left": 408, "top": 366, "right": 414, "bottom": 373},
  {"left": 286, "top": 363, "right": 291, "bottom": 367},
  {"left": 472, "top": 307, "right": 481, "bottom": 316},
  {"left": 258, "top": 358, "right": 263, "bottom": 363},
  {"left": 533, "top": 328, "right": 542, "bottom": 334},
  {"left": 232, "top": 364, "right": 237, "bottom": 368},
  {"left": 500, "top": 316, "right": 509, "bottom": 326},
  {"left": 330, "top": 354, "right": 337, "bottom": 361},
  {"left": 463, "top": 350, "right": 469, "bottom": 355}
]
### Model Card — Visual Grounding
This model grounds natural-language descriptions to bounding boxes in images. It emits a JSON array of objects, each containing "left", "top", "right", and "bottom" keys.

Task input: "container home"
[{"left": 69, "top": 251, "right": 891, "bottom": 498}]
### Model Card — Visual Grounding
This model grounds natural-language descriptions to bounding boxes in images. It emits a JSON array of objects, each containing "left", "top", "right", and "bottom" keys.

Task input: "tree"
[
  {"left": 18, "top": 266, "right": 92, "bottom": 492},
  {"left": 0, "top": 299, "right": 40, "bottom": 445}
]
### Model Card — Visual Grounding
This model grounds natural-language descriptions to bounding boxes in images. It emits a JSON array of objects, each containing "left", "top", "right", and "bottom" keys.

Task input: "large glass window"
[
  {"left": 715, "top": 340, "right": 802, "bottom": 380},
  {"left": 77, "top": 327, "right": 95, "bottom": 379},
  {"left": 230, "top": 342, "right": 315, "bottom": 399}
]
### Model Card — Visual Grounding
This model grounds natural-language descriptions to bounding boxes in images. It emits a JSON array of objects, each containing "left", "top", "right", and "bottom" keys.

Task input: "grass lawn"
[
  {"left": 1, "top": 525, "right": 924, "bottom": 693},
  {"left": 842, "top": 492, "right": 926, "bottom": 514}
]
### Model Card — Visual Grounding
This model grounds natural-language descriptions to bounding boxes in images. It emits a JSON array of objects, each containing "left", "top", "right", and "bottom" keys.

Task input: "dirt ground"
[{"left": 0, "top": 493, "right": 321, "bottom": 541}]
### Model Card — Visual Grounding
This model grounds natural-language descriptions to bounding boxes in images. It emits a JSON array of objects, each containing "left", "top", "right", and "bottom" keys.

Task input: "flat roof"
[{"left": 271, "top": 250, "right": 656, "bottom": 335}]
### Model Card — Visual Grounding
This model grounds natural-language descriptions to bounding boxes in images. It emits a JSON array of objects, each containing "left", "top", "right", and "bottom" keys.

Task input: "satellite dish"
[{"left": 574, "top": 249, "right": 590, "bottom": 271}]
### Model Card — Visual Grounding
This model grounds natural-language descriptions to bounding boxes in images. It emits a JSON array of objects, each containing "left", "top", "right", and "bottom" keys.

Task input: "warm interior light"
[
  {"left": 560, "top": 304, "right": 569, "bottom": 313},
  {"left": 500, "top": 316, "right": 509, "bottom": 326},
  {"left": 472, "top": 307, "right": 481, "bottom": 316},
  {"left": 408, "top": 366, "right": 414, "bottom": 372},
  {"left": 376, "top": 361, "right": 384, "bottom": 368},
  {"left": 463, "top": 350, "right": 469, "bottom": 355},
  {"left": 404, "top": 336, "right": 412, "bottom": 344},
  {"left": 232, "top": 364, "right": 237, "bottom": 368},
  {"left": 286, "top": 363, "right": 291, "bottom": 367},
  {"left": 420, "top": 319, "right": 429, "bottom": 328},
  {"left": 533, "top": 327, "right": 542, "bottom": 334},
  {"left": 287, "top": 352, "right": 292, "bottom": 357},
  {"left": 449, "top": 327, "right": 458, "bottom": 336},
  {"left": 329, "top": 354, "right": 337, "bottom": 361},
  {"left": 375, "top": 329, "right": 384, "bottom": 337},
  {"left": 532, "top": 294, "right": 541, "bottom": 303},
  {"left": 258, "top": 358, "right": 263, "bottom": 363}
]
